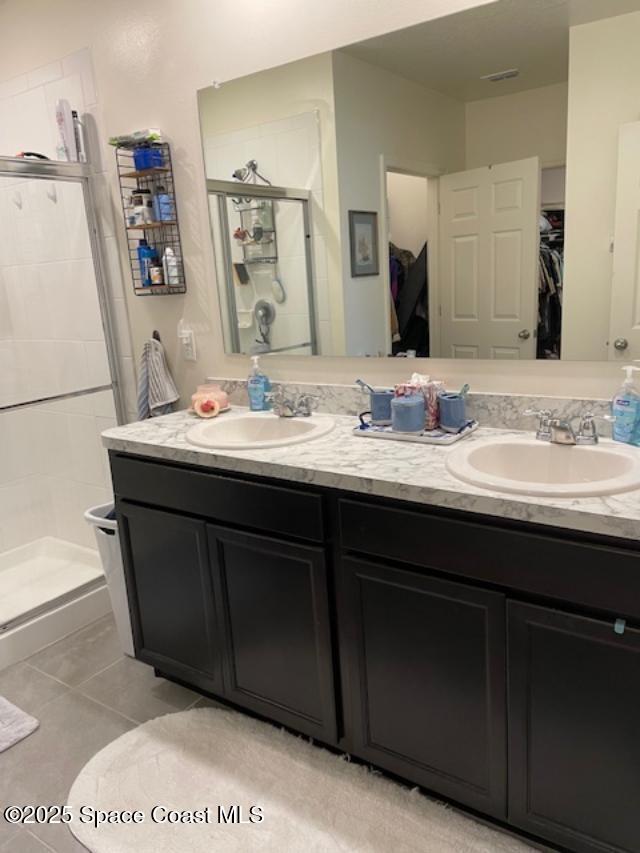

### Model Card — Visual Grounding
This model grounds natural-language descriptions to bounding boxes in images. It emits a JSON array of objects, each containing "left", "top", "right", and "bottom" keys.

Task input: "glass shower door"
[
  {"left": 0, "top": 158, "right": 122, "bottom": 642},
  {"left": 207, "top": 179, "right": 318, "bottom": 356}
]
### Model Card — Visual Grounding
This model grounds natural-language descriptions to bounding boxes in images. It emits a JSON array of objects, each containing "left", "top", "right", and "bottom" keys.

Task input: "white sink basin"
[
  {"left": 446, "top": 435, "right": 640, "bottom": 497},
  {"left": 186, "top": 412, "right": 334, "bottom": 450}
]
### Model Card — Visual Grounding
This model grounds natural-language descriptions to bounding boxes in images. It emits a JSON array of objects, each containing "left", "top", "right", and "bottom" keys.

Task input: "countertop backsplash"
[{"left": 208, "top": 377, "right": 614, "bottom": 436}]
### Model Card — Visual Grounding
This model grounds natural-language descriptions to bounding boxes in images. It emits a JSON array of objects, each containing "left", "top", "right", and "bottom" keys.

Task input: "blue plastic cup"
[
  {"left": 370, "top": 390, "right": 394, "bottom": 425},
  {"left": 439, "top": 392, "right": 467, "bottom": 433}
]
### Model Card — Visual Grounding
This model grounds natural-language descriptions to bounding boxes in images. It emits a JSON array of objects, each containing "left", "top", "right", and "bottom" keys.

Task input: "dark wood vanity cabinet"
[
  {"left": 207, "top": 525, "right": 337, "bottom": 742},
  {"left": 114, "top": 455, "right": 337, "bottom": 742},
  {"left": 111, "top": 451, "right": 640, "bottom": 853},
  {"left": 341, "top": 557, "right": 507, "bottom": 818},
  {"left": 508, "top": 601, "right": 640, "bottom": 853},
  {"left": 118, "top": 501, "right": 225, "bottom": 695}
]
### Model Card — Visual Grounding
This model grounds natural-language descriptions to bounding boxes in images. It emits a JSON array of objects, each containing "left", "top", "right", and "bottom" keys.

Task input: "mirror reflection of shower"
[
  {"left": 231, "top": 159, "right": 271, "bottom": 206},
  {"left": 208, "top": 170, "right": 318, "bottom": 356}
]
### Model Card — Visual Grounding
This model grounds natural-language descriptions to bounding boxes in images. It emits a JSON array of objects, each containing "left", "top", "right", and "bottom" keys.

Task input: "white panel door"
[
  {"left": 438, "top": 157, "right": 540, "bottom": 358},
  {"left": 609, "top": 122, "right": 640, "bottom": 362}
]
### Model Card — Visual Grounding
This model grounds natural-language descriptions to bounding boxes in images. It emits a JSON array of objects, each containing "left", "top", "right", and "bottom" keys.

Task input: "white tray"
[{"left": 353, "top": 420, "right": 478, "bottom": 446}]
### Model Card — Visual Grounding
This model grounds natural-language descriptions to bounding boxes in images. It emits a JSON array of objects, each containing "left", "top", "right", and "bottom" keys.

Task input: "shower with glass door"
[
  {"left": 0, "top": 155, "right": 123, "bottom": 667},
  {"left": 207, "top": 179, "right": 318, "bottom": 356}
]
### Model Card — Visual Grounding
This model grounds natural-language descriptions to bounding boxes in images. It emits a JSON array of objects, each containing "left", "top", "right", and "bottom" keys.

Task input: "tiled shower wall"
[
  {"left": 0, "top": 393, "right": 114, "bottom": 552},
  {"left": 0, "top": 46, "right": 135, "bottom": 416},
  {"left": 0, "top": 48, "right": 133, "bottom": 552},
  {"left": 204, "top": 112, "right": 332, "bottom": 355}
]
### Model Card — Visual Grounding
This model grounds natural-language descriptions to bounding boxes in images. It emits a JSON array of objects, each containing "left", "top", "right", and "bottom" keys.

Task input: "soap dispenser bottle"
[
  {"left": 612, "top": 365, "right": 640, "bottom": 445},
  {"left": 247, "top": 355, "right": 272, "bottom": 411}
]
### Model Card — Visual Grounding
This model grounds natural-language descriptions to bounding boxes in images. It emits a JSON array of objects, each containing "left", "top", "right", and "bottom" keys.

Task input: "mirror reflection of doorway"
[{"left": 385, "top": 171, "right": 430, "bottom": 357}]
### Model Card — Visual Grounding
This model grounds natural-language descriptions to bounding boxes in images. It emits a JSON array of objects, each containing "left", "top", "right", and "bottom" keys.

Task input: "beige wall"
[
  {"left": 333, "top": 50, "right": 465, "bottom": 356},
  {"left": 562, "top": 10, "right": 640, "bottom": 361},
  {"left": 199, "top": 54, "right": 345, "bottom": 354},
  {"left": 386, "top": 173, "right": 429, "bottom": 258},
  {"left": 465, "top": 82, "right": 568, "bottom": 170},
  {"left": 0, "top": 0, "right": 629, "bottom": 402}
]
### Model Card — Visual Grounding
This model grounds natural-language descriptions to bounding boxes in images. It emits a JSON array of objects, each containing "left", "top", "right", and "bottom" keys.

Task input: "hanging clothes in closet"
[
  {"left": 537, "top": 209, "right": 564, "bottom": 359},
  {"left": 389, "top": 242, "right": 429, "bottom": 356}
]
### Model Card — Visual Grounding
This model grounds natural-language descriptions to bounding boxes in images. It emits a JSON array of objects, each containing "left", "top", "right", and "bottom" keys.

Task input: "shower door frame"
[
  {"left": 207, "top": 178, "right": 318, "bottom": 355},
  {"left": 0, "top": 156, "right": 125, "bottom": 423}
]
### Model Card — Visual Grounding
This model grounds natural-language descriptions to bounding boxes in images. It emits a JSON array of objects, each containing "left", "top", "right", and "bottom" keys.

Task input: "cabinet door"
[
  {"left": 208, "top": 525, "right": 337, "bottom": 743},
  {"left": 342, "top": 557, "right": 507, "bottom": 817},
  {"left": 118, "top": 501, "right": 223, "bottom": 694},
  {"left": 509, "top": 601, "right": 640, "bottom": 853}
]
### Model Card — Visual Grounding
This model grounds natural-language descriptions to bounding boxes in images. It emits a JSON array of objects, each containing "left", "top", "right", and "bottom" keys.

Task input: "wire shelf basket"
[{"left": 116, "top": 142, "right": 186, "bottom": 296}]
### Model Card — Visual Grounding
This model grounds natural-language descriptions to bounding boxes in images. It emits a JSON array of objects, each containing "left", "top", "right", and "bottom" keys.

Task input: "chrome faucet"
[
  {"left": 266, "top": 386, "right": 318, "bottom": 417},
  {"left": 549, "top": 417, "right": 577, "bottom": 445},
  {"left": 574, "top": 412, "right": 615, "bottom": 445},
  {"left": 524, "top": 409, "right": 553, "bottom": 441},
  {"left": 525, "top": 409, "right": 615, "bottom": 445}
]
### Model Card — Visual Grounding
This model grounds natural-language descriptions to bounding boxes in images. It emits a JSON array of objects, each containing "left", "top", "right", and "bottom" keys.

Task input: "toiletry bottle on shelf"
[
  {"left": 137, "top": 239, "right": 158, "bottom": 287},
  {"left": 162, "top": 246, "right": 180, "bottom": 285},
  {"left": 612, "top": 365, "right": 640, "bottom": 446},
  {"left": 152, "top": 185, "right": 175, "bottom": 222},
  {"left": 247, "top": 355, "right": 272, "bottom": 411}
]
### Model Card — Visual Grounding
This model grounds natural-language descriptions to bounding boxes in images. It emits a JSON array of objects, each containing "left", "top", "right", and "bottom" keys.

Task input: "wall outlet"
[{"left": 180, "top": 329, "right": 197, "bottom": 361}]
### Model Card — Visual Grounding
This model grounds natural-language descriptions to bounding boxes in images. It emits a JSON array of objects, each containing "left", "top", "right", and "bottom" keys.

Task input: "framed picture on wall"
[{"left": 349, "top": 210, "right": 379, "bottom": 277}]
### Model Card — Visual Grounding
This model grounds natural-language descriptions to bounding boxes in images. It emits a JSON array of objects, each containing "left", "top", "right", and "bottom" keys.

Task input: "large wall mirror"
[{"left": 198, "top": 0, "right": 640, "bottom": 362}]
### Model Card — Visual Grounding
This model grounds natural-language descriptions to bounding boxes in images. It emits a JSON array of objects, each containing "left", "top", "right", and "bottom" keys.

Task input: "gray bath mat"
[{"left": 0, "top": 696, "right": 39, "bottom": 752}]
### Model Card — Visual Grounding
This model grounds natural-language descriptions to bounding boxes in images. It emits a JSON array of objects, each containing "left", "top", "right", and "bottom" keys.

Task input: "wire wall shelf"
[{"left": 116, "top": 142, "right": 186, "bottom": 296}]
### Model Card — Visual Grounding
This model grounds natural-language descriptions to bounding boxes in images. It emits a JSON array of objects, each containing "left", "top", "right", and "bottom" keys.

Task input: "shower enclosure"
[
  {"left": 207, "top": 179, "right": 318, "bottom": 355},
  {"left": 0, "top": 156, "right": 123, "bottom": 667}
]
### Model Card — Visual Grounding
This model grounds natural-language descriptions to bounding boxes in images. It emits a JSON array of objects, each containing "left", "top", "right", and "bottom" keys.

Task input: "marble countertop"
[{"left": 102, "top": 409, "right": 640, "bottom": 542}]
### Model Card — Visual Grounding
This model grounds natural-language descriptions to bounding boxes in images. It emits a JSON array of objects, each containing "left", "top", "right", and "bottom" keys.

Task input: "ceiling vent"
[{"left": 480, "top": 68, "right": 519, "bottom": 83}]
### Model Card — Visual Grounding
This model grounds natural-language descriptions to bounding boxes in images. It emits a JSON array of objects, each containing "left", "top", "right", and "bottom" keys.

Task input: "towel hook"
[{"left": 152, "top": 330, "right": 161, "bottom": 342}]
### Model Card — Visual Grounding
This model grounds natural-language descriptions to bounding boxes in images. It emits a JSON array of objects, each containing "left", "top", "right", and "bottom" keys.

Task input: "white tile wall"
[
  {"left": 0, "top": 392, "right": 116, "bottom": 552},
  {"left": 204, "top": 112, "right": 330, "bottom": 354},
  {"left": 0, "top": 48, "right": 135, "bottom": 555}
]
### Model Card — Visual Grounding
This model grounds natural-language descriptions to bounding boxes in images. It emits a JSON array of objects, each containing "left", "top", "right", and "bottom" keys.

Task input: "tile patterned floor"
[{"left": 0, "top": 614, "right": 217, "bottom": 852}]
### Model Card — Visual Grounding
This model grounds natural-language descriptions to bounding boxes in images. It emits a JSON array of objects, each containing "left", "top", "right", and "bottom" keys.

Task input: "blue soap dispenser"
[
  {"left": 612, "top": 365, "right": 640, "bottom": 446},
  {"left": 247, "top": 355, "right": 272, "bottom": 411}
]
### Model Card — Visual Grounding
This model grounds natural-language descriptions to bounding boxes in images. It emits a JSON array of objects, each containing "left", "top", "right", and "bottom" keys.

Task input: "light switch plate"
[{"left": 180, "top": 329, "right": 197, "bottom": 361}]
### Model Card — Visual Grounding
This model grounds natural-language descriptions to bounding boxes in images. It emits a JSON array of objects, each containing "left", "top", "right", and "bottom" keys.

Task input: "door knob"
[
  {"left": 518, "top": 329, "right": 531, "bottom": 340},
  {"left": 614, "top": 338, "right": 629, "bottom": 351}
]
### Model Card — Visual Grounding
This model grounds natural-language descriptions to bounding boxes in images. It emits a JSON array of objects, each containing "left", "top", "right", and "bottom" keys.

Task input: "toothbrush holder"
[
  {"left": 438, "top": 392, "right": 467, "bottom": 433},
  {"left": 370, "top": 389, "right": 394, "bottom": 425}
]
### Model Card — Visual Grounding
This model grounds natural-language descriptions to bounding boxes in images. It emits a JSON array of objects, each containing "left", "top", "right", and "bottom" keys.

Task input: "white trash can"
[{"left": 84, "top": 503, "right": 134, "bottom": 657}]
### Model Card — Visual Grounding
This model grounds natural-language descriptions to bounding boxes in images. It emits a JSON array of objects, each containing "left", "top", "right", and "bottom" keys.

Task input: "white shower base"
[{"left": 0, "top": 537, "right": 111, "bottom": 670}]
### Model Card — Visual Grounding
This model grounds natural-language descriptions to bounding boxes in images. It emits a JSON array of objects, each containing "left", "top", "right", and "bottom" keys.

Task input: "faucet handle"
[
  {"left": 296, "top": 394, "right": 318, "bottom": 416},
  {"left": 524, "top": 408, "right": 554, "bottom": 439},
  {"left": 576, "top": 411, "right": 615, "bottom": 444}
]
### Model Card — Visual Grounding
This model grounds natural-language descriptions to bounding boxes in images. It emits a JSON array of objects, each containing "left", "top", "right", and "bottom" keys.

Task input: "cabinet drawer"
[
  {"left": 339, "top": 498, "right": 640, "bottom": 618},
  {"left": 110, "top": 453, "right": 324, "bottom": 542}
]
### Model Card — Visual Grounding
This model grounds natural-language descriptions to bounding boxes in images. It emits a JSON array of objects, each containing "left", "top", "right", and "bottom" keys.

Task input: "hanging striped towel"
[{"left": 137, "top": 338, "right": 179, "bottom": 420}]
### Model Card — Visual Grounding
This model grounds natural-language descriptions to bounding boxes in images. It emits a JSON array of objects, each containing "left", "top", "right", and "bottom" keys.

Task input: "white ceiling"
[{"left": 343, "top": 0, "right": 640, "bottom": 102}]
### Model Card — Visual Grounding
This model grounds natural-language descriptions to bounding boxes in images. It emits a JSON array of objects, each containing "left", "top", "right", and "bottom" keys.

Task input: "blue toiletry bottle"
[
  {"left": 612, "top": 365, "right": 640, "bottom": 446},
  {"left": 247, "top": 355, "right": 272, "bottom": 411},
  {"left": 137, "top": 239, "right": 158, "bottom": 287},
  {"left": 152, "top": 185, "right": 175, "bottom": 222}
]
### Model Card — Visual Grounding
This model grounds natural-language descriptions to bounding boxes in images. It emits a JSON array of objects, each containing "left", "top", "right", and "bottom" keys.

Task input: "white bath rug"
[
  {"left": 68, "top": 708, "right": 536, "bottom": 853},
  {"left": 0, "top": 696, "right": 39, "bottom": 752}
]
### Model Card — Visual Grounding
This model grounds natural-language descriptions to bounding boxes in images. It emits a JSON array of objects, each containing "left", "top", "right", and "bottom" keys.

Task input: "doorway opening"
[{"left": 385, "top": 171, "right": 430, "bottom": 357}]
